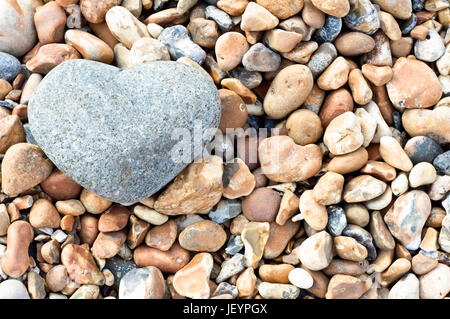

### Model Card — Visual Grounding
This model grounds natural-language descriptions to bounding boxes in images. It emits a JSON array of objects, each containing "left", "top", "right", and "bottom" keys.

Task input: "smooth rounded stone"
[
  {"left": 216, "top": 253, "right": 245, "bottom": 283},
  {"left": 46, "top": 265, "right": 68, "bottom": 292},
  {"left": 307, "top": 42, "right": 338, "bottom": 78},
  {"left": 132, "top": 205, "right": 167, "bottom": 225},
  {"left": 0, "top": 0, "right": 39, "bottom": 57},
  {"left": 372, "top": 0, "right": 412, "bottom": 19},
  {"left": 0, "top": 53, "right": 22, "bottom": 83},
  {"left": 387, "top": 57, "right": 442, "bottom": 109},
  {"left": 259, "top": 264, "right": 294, "bottom": 284},
  {"left": 319, "top": 88, "right": 354, "bottom": 128},
  {"left": 311, "top": 172, "right": 344, "bottom": 206},
  {"left": 348, "top": 69, "right": 373, "bottom": 105},
  {"left": 409, "top": 162, "right": 437, "bottom": 188},
  {"left": 25, "top": 43, "right": 81, "bottom": 75},
  {"left": 242, "top": 188, "right": 280, "bottom": 223},
  {"left": 288, "top": 268, "right": 314, "bottom": 289},
  {"left": 264, "top": 29, "right": 303, "bottom": 53},
  {"left": 118, "top": 266, "right": 165, "bottom": 299},
  {"left": 127, "top": 37, "right": 170, "bottom": 67},
  {"left": 242, "top": 43, "right": 281, "bottom": 73},
  {"left": 361, "top": 64, "right": 393, "bottom": 87},
  {"left": 258, "top": 135, "right": 322, "bottom": 182},
  {"left": 79, "top": 189, "right": 111, "bottom": 214},
  {"left": 281, "top": 40, "right": 318, "bottom": 64},
  {"left": 419, "top": 263, "right": 450, "bottom": 299},
  {"left": 263, "top": 64, "right": 313, "bottom": 119},
  {"left": 29, "top": 61, "right": 220, "bottom": 204},
  {"left": 61, "top": 244, "right": 105, "bottom": 285},
  {"left": 204, "top": 5, "right": 233, "bottom": 31},
  {"left": 296, "top": 190, "right": 327, "bottom": 230},
  {"left": 235, "top": 267, "right": 256, "bottom": 297},
  {"left": 286, "top": 109, "right": 323, "bottom": 146},
  {"left": 344, "top": 204, "right": 370, "bottom": 228},
  {"left": 216, "top": 0, "right": 247, "bottom": 16},
  {"left": 276, "top": 190, "right": 299, "bottom": 226},
  {"left": 414, "top": 29, "right": 445, "bottom": 62},
  {"left": 92, "top": 231, "right": 127, "bottom": 259},
  {"left": 317, "top": 56, "right": 350, "bottom": 90},
  {"left": 335, "top": 32, "right": 375, "bottom": 56},
  {"left": 0, "top": 79, "right": 12, "bottom": 100},
  {"left": 0, "top": 279, "right": 30, "bottom": 299},
  {"left": 256, "top": 0, "right": 304, "bottom": 19},
  {"left": 40, "top": 169, "right": 81, "bottom": 200},
  {"left": 388, "top": 273, "right": 419, "bottom": 299},
  {"left": 402, "top": 108, "right": 450, "bottom": 144},
  {"left": 327, "top": 206, "right": 347, "bottom": 236},
  {"left": 323, "top": 112, "right": 364, "bottom": 155},
  {"left": 434, "top": 151, "right": 450, "bottom": 175},
  {"left": 264, "top": 220, "right": 299, "bottom": 259},
  {"left": 384, "top": 190, "right": 431, "bottom": 250},
  {"left": 323, "top": 259, "right": 369, "bottom": 277},
  {"left": 343, "top": 175, "right": 387, "bottom": 203},
  {"left": 215, "top": 32, "right": 248, "bottom": 72},
  {"left": 158, "top": 25, "right": 206, "bottom": 65},
  {"left": 98, "top": 205, "right": 129, "bottom": 232},
  {"left": 334, "top": 236, "right": 368, "bottom": 261},
  {"left": 369, "top": 210, "right": 395, "bottom": 250},
  {"left": 344, "top": 0, "right": 380, "bottom": 34},
  {"left": 28, "top": 271, "right": 46, "bottom": 299},
  {"left": 134, "top": 242, "right": 190, "bottom": 274},
  {"left": 312, "top": 15, "right": 342, "bottom": 44},
  {"left": 65, "top": 29, "right": 114, "bottom": 64},
  {"left": 230, "top": 68, "right": 263, "bottom": 90},
  {"left": 342, "top": 224, "right": 377, "bottom": 260},
  {"left": 29, "top": 199, "right": 61, "bottom": 229},
  {"left": 379, "top": 11, "right": 402, "bottom": 41},
  {"left": 379, "top": 136, "right": 413, "bottom": 172},
  {"left": 364, "top": 186, "right": 392, "bottom": 210},
  {"left": 179, "top": 220, "right": 226, "bottom": 252},
  {"left": 362, "top": 101, "right": 391, "bottom": 143},
  {"left": 41, "top": 239, "right": 61, "bottom": 264},
  {"left": 1, "top": 143, "right": 53, "bottom": 195},
  {"left": 361, "top": 30, "right": 392, "bottom": 66},
  {"left": 311, "top": 0, "right": 349, "bottom": 17},
  {"left": 390, "top": 36, "right": 414, "bottom": 58},
  {"left": 173, "top": 253, "right": 214, "bottom": 299},
  {"left": 325, "top": 274, "right": 370, "bottom": 299},
  {"left": 69, "top": 284, "right": 100, "bottom": 299},
  {"left": 439, "top": 226, "right": 450, "bottom": 253},
  {"left": 301, "top": 0, "right": 324, "bottom": 29},
  {"left": 354, "top": 108, "right": 377, "bottom": 147},
  {"left": 221, "top": 78, "right": 257, "bottom": 104},
  {"left": 241, "top": 222, "right": 270, "bottom": 268},
  {"left": 258, "top": 282, "right": 300, "bottom": 299},
  {"left": 0, "top": 115, "right": 25, "bottom": 154},
  {"left": 218, "top": 89, "right": 247, "bottom": 132},
  {"left": 298, "top": 231, "right": 333, "bottom": 271},
  {"left": 404, "top": 136, "right": 443, "bottom": 165},
  {"left": 34, "top": 1, "right": 66, "bottom": 45},
  {"left": 428, "top": 175, "right": 450, "bottom": 201},
  {"left": 240, "top": 2, "right": 279, "bottom": 31},
  {"left": 327, "top": 147, "right": 368, "bottom": 175}
]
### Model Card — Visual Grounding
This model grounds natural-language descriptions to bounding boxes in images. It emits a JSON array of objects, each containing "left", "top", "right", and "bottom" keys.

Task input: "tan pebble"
[
  {"left": 55, "top": 200, "right": 86, "bottom": 216},
  {"left": 302, "top": 0, "right": 325, "bottom": 28},
  {"left": 411, "top": 25, "right": 430, "bottom": 40},
  {"left": 286, "top": 109, "right": 323, "bottom": 146},
  {"left": 230, "top": 214, "right": 249, "bottom": 235},
  {"left": 281, "top": 41, "right": 318, "bottom": 64},
  {"left": 348, "top": 69, "right": 373, "bottom": 105},
  {"left": 217, "top": 0, "right": 249, "bottom": 16},
  {"left": 379, "top": 11, "right": 402, "bottom": 41},
  {"left": 186, "top": 18, "right": 218, "bottom": 49},
  {"left": 360, "top": 160, "right": 397, "bottom": 182},
  {"left": 411, "top": 252, "right": 439, "bottom": 275},
  {"left": 133, "top": 242, "right": 190, "bottom": 273},
  {"left": 354, "top": 108, "right": 377, "bottom": 147},
  {"left": 311, "top": 0, "right": 349, "bottom": 17},
  {"left": 300, "top": 264, "right": 329, "bottom": 298},
  {"left": 327, "top": 147, "right": 369, "bottom": 175},
  {"left": 361, "top": 64, "right": 393, "bottom": 87},
  {"left": 390, "top": 37, "right": 414, "bottom": 58},
  {"left": 364, "top": 186, "right": 392, "bottom": 210},
  {"left": 173, "top": 253, "right": 214, "bottom": 299},
  {"left": 242, "top": 221, "right": 270, "bottom": 268},
  {"left": 409, "top": 162, "right": 437, "bottom": 188},
  {"left": 89, "top": 22, "right": 119, "bottom": 49},
  {"left": 221, "top": 78, "right": 257, "bottom": 104},
  {"left": 60, "top": 215, "right": 75, "bottom": 232},
  {"left": 91, "top": 231, "right": 127, "bottom": 259},
  {"left": 334, "top": 236, "right": 368, "bottom": 262},
  {"left": 80, "top": 188, "right": 112, "bottom": 214},
  {"left": 256, "top": 0, "right": 304, "bottom": 19},
  {"left": 29, "top": 199, "right": 61, "bottom": 229},
  {"left": 0, "top": 79, "right": 12, "bottom": 100},
  {"left": 379, "top": 136, "right": 413, "bottom": 172},
  {"left": 372, "top": 0, "right": 412, "bottom": 20},
  {"left": 80, "top": 0, "right": 121, "bottom": 23},
  {"left": 425, "top": 207, "right": 446, "bottom": 228},
  {"left": 46, "top": 265, "right": 68, "bottom": 292},
  {"left": 64, "top": 30, "right": 114, "bottom": 64},
  {"left": 317, "top": 57, "right": 350, "bottom": 90},
  {"left": 324, "top": 112, "right": 364, "bottom": 155},
  {"left": 428, "top": 176, "right": 450, "bottom": 201},
  {"left": 98, "top": 205, "right": 130, "bottom": 232},
  {"left": 215, "top": 32, "right": 249, "bottom": 71},
  {"left": 264, "top": 220, "right": 299, "bottom": 259},
  {"left": 370, "top": 211, "right": 396, "bottom": 250},
  {"left": 344, "top": 203, "right": 370, "bottom": 227},
  {"left": 259, "top": 264, "right": 294, "bottom": 284},
  {"left": 361, "top": 30, "right": 392, "bottom": 66},
  {"left": 343, "top": 175, "right": 387, "bottom": 203},
  {"left": 236, "top": 267, "right": 257, "bottom": 297},
  {"left": 380, "top": 258, "right": 411, "bottom": 287},
  {"left": 41, "top": 239, "right": 61, "bottom": 264},
  {"left": 312, "top": 172, "right": 344, "bottom": 206},
  {"left": 154, "top": 156, "right": 223, "bottom": 215},
  {"left": 258, "top": 135, "right": 322, "bottom": 182},
  {"left": 178, "top": 220, "right": 226, "bottom": 252},
  {"left": 222, "top": 158, "right": 255, "bottom": 199},
  {"left": 79, "top": 214, "right": 99, "bottom": 246},
  {"left": 145, "top": 219, "right": 177, "bottom": 251},
  {"left": 264, "top": 29, "right": 303, "bottom": 53},
  {"left": 295, "top": 190, "right": 327, "bottom": 231},
  {"left": 325, "top": 274, "right": 370, "bottom": 299},
  {"left": 127, "top": 214, "right": 150, "bottom": 249},
  {"left": 240, "top": 2, "right": 279, "bottom": 32},
  {"left": 144, "top": 8, "right": 187, "bottom": 27},
  {"left": 34, "top": 1, "right": 67, "bottom": 45},
  {"left": 26, "top": 44, "right": 81, "bottom": 74},
  {"left": 132, "top": 205, "right": 168, "bottom": 225},
  {"left": 323, "top": 259, "right": 368, "bottom": 277},
  {"left": 0, "top": 115, "right": 25, "bottom": 154},
  {"left": 127, "top": 37, "right": 170, "bottom": 67},
  {"left": 40, "top": 169, "right": 82, "bottom": 201},
  {"left": 363, "top": 101, "right": 392, "bottom": 143},
  {"left": 263, "top": 64, "right": 313, "bottom": 119},
  {"left": 334, "top": 32, "right": 375, "bottom": 56},
  {"left": 402, "top": 108, "right": 450, "bottom": 144},
  {"left": 419, "top": 227, "right": 440, "bottom": 252},
  {"left": 298, "top": 231, "right": 333, "bottom": 271},
  {"left": 218, "top": 89, "right": 248, "bottom": 132},
  {"left": 419, "top": 263, "right": 450, "bottom": 299},
  {"left": 367, "top": 249, "right": 394, "bottom": 274},
  {"left": 276, "top": 190, "right": 299, "bottom": 226},
  {"left": 391, "top": 172, "right": 409, "bottom": 196}
]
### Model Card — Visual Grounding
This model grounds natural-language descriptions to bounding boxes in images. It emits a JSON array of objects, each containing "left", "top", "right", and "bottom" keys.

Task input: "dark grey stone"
[
  {"left": 404, "top": 136, "right": 443, "bottom": 164},
  {"left": 327, "top": 205, "right": 347, "bottom": 236},
  {"left": 412, "top": 0, "right": 425, "bottom": 11},
  {"left": 243, "top": 43, "right": 281, "bottom": 72},
  {"left": 0, "top": 52, "right": 21, "bottom": 83},
  {"left": 213, "top": 282, "right": 238, "bottom": 298},
  {"left": 344, "top": 0, "right": 380, "bottom": 35},
  {"left": 205, "top": 5, "right": 233, "bottom": 31},
  {"left": 23, "top": 123, "right": 37, "bottom": 145},
  {"left": 434, "top": 151, "right": 450, "bottom": 175},
  {"left": 158, "top": 25, "right": 206, "bottom": 65},
  {"left": 105, "top": 256, "right": 137, "bottom": 290},
  {"left": 342, "top": 224, "right": 377, "bottom": 261},
  {"left": 230, "top": 67, "right": 263, "bottom": 89},
  {"left": 28, "top": 59, "right": 221, "bottom": 204},
  {"left": 209, "top": 199, "right": 242, "bottom": 224},
  {"left": 307, "top": 42, "right": 337, "bottom": 78},
  {"left": 313, "top": 16, "right": 342, "bottom": 44},
  {"left": 401, "top": 14, "right": 417, "bottom": 35}
]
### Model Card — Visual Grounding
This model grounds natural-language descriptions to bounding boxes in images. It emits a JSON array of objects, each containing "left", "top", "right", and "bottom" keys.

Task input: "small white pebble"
[
  {"left": 39, "top": 227, "right": 54, "bottom": 235},
  {"left": 51, "top": 229, "right": 67, "bottom": 243},
  {"left": 147, "top": 23, "right": 163, "bottom": 38},
  {"left": 288, "top": 268, "right": 314, "bottom": 289}
]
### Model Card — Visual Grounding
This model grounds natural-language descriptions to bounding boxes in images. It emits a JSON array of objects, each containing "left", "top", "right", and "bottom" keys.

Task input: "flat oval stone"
[
  {"left": 0, "top": 53, "right": 22, "bottom": 82},
  {"left": 28, "top": 60, "right": 221, "bottom": 204},
  {"left": 178, "top": 220, "right": 227, "bottom": 252}
]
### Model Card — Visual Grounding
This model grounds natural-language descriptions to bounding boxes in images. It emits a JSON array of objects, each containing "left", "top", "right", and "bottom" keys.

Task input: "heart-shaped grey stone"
[{"left": 28, "top": 60, "right": 221, "bottom": 204}]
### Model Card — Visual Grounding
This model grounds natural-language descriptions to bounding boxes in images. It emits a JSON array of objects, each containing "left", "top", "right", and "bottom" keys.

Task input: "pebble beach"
[{"left": 0, "top": 0, "right": 448, "bottom": 300}]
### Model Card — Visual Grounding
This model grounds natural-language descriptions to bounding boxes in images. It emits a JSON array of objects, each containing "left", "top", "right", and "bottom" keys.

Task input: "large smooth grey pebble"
[{"left": 0, "top": 53, "right": 22, "bottom": 82}]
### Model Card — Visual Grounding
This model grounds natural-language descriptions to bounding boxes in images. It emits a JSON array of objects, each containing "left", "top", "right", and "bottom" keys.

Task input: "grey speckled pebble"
[
  {"left": 28, "top": 59, "right": 221, "bottom": 204},
  {"left": 158, "top": 25, "right": 206, "bottom": 65},
  {"left": 307, "top": 42, "right": 337, "bottom": 78},
  {"left": 216, "top": 253, "right": 245, "bottom": 283},
  {"left": 0, "top": 52, "right": 22, "bottom": 82},
  {"left": 229, "top": 67, "right": 263, "bottom": 89},
  {"left": 209, "top": 199, "right": 242, "bottom": 224},
  {"left": 205, "top": 5, "right": 233, "bottom": 31},
  {"left": 327, "top": 205, "right": 347, "bottom": 236},
  {"left": 242, "top": 43, "right": 281, "bottom": 72},
  {"left": 313, "top": 16, "right": 342, "bottom": 44},
  {"left": 434, "top": 151, "right": 450, "bottom": 175}
]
